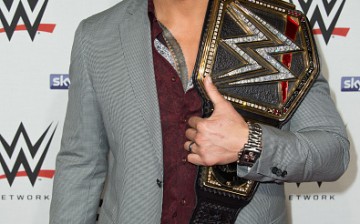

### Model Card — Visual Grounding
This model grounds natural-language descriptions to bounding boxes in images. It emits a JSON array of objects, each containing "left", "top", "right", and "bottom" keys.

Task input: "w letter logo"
[
  {"left": 290, "top": 0, "right": 349, "bottom": 44},
  {"left": 0, "top": 0, "right": 55, "bottom": 41},
  {"left": 0, "top": 123, "right": 57, "bottom": 186}
]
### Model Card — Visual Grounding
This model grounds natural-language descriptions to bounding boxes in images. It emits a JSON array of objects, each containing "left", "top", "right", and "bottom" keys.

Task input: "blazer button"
[
  {"left": 271, "top": 167, "right": 278, "bottom": 174},
  {"left": 281, "top": 171, "right": 288, "bottom": 177},
  {"left": 156, "top": 179, "right": 163, "bottom": 188},
  {"left": 271, "top": 167, "right": 283, "bottom": 176}
]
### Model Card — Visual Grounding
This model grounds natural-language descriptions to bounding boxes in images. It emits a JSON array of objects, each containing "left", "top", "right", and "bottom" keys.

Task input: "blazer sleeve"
[
  {"left": 50, "top": 20, "right": 109, "bottom": 224},
  {"left": 237, "top": 74, "right": 350, "bottom": 183}
]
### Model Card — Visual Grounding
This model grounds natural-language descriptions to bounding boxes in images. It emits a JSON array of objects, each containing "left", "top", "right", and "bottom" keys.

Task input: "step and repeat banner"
[{"left": 0, "top": 0, "right": 358, "bottom": 223}]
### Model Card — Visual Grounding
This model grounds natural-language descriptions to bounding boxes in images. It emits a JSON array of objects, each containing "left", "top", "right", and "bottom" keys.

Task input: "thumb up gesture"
[{"left": 185, "top": 76, "right": 250, "bottom": 166}]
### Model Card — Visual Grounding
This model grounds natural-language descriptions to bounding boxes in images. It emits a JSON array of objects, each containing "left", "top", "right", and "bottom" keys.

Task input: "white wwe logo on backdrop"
[
  {"left": 290, "top": 0, "right": 348, "bottom": 44},
  {"left": 0, "top": 0, "right": 52, "bottom": 40},
  {"left": 0, "top": 123, "right": 57, "bottom": 186}
]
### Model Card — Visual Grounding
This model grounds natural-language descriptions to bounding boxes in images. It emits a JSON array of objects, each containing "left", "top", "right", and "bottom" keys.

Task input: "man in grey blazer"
[{"left": 50, "top": 0, "right": 350, "bottom": 223}]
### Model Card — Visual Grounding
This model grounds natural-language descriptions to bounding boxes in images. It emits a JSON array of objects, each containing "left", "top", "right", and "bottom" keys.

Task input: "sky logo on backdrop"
[
  {"left": 50, "top": 74, "right": 70, "bottom": 90},
  {"left": 341, "top": 77, "right": 360, "bottom": 92}
]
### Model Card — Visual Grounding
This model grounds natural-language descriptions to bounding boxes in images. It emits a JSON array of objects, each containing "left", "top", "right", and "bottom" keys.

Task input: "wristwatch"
[{"left": 237, "top": 122, "right": 262, "bottom": 167}]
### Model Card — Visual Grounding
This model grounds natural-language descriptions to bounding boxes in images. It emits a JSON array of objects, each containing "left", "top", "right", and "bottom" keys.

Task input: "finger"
[
  {"left": 188, "top": 116, "right": 203, "bottom": 129},
  {"left": 187, "top": 153, "right": 203, "bottom": 166},
  {"left": 203, "top": 75, "right": 226, "bottom": 106},
  {"left": 184, "top": 141, "right": 197, "bottom": 153},
  {"left": 185, "top": 128, "right": 197, "bottom": 140}
]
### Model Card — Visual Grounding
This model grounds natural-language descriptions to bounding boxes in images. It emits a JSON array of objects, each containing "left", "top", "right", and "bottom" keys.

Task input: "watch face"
[{"left": 212, "top": 164, "right": 248, "bottom": 187}]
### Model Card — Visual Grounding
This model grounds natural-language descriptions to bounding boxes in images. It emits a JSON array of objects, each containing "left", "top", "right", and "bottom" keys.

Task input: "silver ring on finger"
[{"left": 188, "top": 141, "right": 195, "bottom": 153}]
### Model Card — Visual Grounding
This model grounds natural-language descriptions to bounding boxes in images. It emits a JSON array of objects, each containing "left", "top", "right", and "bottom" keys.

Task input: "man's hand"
[{"left": 184, "top": 76, "right": 249, "bottom": 166}]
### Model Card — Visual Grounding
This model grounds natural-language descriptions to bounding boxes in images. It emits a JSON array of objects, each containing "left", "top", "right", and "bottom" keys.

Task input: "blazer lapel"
[{"left": 118, "top": 0, "right": 163, "bottom": 170}]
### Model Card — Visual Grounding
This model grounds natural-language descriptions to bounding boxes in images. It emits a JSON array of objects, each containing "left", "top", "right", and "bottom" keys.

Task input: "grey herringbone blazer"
[{"left": 49, "top": 0, "right": 350, "bottom": 223}]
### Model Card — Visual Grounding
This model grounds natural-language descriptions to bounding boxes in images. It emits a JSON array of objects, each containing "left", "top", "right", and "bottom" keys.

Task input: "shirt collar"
[{"left": 148, "top": 0, "right": 163, "bottom": 39}]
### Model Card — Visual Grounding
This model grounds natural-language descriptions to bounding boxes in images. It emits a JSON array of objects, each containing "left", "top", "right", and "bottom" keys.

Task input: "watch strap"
[{"left": 237, "top": 122, "right": 263, "bottom": 167}]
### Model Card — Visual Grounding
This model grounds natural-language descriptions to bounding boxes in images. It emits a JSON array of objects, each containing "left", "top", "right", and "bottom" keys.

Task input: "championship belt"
[{"left": 190, "top": 0, "right": 320, "bottom": 223}]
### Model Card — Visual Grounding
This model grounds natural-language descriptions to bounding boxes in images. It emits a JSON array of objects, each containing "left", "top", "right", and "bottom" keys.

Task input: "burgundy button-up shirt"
[{"left": 148, "top": 1, "right": 202, "bottom": 223}]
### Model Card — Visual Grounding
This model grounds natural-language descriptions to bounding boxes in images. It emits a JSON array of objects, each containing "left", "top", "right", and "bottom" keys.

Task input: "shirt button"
[
  {"left": 172, "top": 212, "right": 177, "bottom": 218},
  {"left": 171, "top": 77, "right": 176, "bottom": 82},
  {"left": 182, "top": 157, "right": 187, "bottom": 164},
  {"left": 181, "top": 198, "right": 186, "bottom": 205}
]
